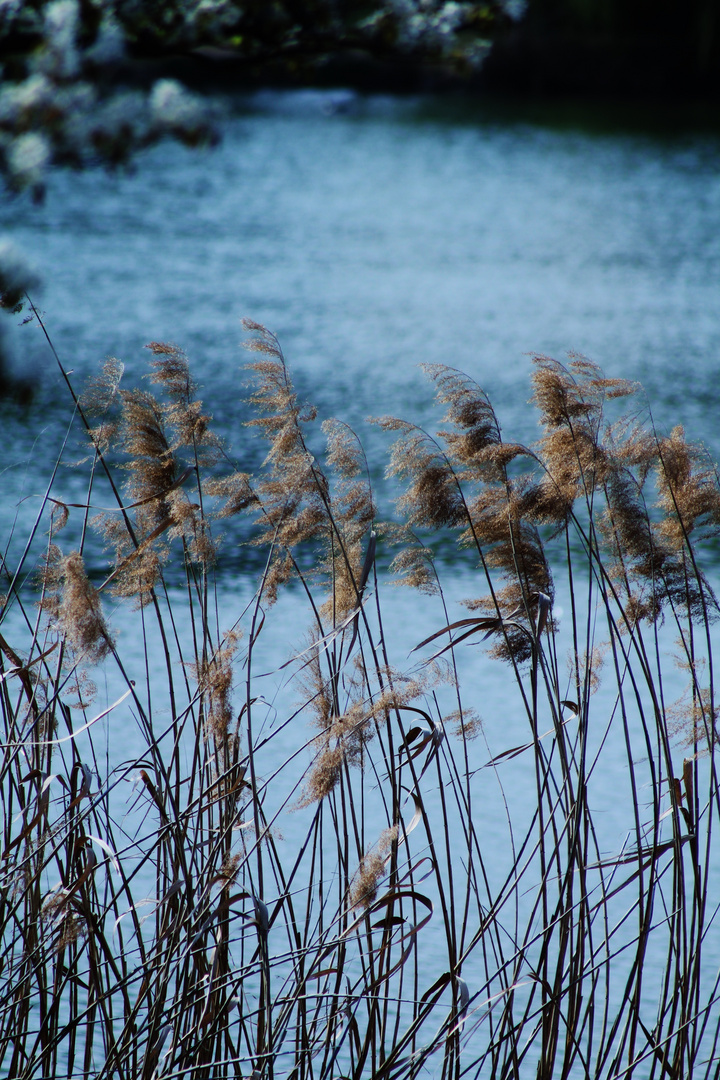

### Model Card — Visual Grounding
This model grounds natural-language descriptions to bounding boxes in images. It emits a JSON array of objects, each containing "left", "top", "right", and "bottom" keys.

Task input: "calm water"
[
  {"left": 3, "top": 91, "right": 720, "bottom": 457},
  {"left": 1, "top": 90, "right": 720, "bottom": 1076}
]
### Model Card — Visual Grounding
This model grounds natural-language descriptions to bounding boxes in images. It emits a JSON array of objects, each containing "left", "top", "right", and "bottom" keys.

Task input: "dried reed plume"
[
  {"left": 531, "top": 355, "right": 635, "bottom": 522},
  {"left": 349, "top": 826, "right": 398, "bottom": 909},
  {"left": 192, "top": 631, "right": 240, "bottom": 742},
  {"left": 245, "top": 322, "right": 376, "bottom": 619},
  {"left": 90, "top": 341, "right": 230, "bottom": 600},
  {"left": 319, "top": 418, "right": 376, "bottom": 619},
  {"left": 244, "top": 321, "right": 326, "bottom": 598},
  {"left": 381, "top": 367, "right": 554, "bottom": 662},
  {"left": 301, "top": 668, "right": 434, "bottom": 804},
  {"left": 386, "top": 524, "right": 439, "bottom": 594},
  {"left": 56, "top": 551, "right": 113, "bottom": 663},
  {"left": 655, "top": 425, "right": 720, "bottom": 547}
]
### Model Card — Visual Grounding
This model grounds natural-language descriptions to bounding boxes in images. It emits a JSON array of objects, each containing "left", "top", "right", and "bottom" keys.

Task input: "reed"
[{"left": 0, "top": 317, "right": 718, "bottom": 1079}]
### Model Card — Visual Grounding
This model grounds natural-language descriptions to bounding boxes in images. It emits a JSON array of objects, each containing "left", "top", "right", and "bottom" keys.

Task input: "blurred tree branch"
[{"left": 0, "top": 0, "right": 513, "bottom": 198}]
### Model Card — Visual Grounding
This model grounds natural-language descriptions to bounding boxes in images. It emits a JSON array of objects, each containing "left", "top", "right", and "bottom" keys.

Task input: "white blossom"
[
  {"left": 0, "top": 74, "right": 55, "bottom": 127},
  {"left": 7, "top": 131, "right": 50, "bottom": 191},
  {"left": 37, "top": 0, "right": 81, "bottom": 80},
  {"left": 85, "top": 14, "right": 126, "bottom": 66},
  {"left": 150, "top": 79, "right": 206, "bottom": 135},
  {"left": 0, "top": 239, "right": 41, "bottom": 309}
]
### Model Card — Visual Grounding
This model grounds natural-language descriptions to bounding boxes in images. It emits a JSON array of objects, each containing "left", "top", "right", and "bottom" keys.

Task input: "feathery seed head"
[
  {"left": 387, "top": 525, "right": 439, "bottom": 594},
  {"left": 80, "top": 356, "right": 124, "bottom": 417},
  {"left": 192, "top": 633, "right": 239, "bottom": 742},
  {"left": 349, "top": 826, "right": 398, "bottom": 910},
  {"left": 299, "top": 744, "right": 345, "bottom": 805},
  {"left": 445, "top": 707, "right": 482, "bottom": 739},
  {"left": 146, "top": 342, "right": 193, "bottom": 400},
  {"left": 206, "top": 472, "right": 256, "bottom": 518},
  {"left": 655, "top": 427, "right": 720, "bottom": 549},
  {"left": 57, "top": 551, "right": 114, "bottom": 663},
  {"left": 423, "top": 364, "right": 503, "bottom": 472},
  {"left": 532, "top": 356, "right": 595, "bottom": 428}
]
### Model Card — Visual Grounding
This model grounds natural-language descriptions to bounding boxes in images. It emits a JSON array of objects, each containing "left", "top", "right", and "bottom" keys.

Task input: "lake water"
[
  {"left": 3, "top": 90, "right": 720, "bottom": 457},
  {"left": 1, "top": 89, "right": 720, "bottom": 1078}
]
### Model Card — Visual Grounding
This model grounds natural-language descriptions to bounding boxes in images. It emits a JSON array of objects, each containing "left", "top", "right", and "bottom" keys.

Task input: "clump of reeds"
[{"left": 0, "top": 317, "right": 719, "bottom": 1080}]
